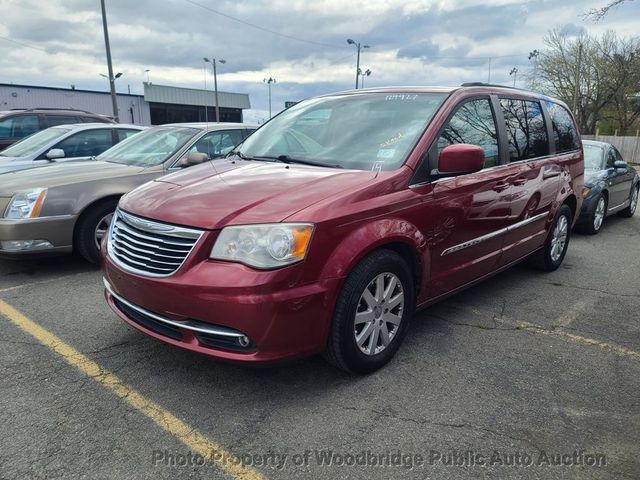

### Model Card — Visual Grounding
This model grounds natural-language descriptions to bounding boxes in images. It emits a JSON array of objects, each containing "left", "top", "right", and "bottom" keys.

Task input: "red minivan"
[{"left": 101, "top": 85, "right": 584, "bottom": 373}]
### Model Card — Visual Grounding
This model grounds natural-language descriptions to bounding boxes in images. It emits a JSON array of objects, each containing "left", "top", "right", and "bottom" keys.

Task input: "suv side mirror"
[
  {"left": 45, "top": 148, "right": 65, "bottom": 160},
  {"left": 178, "top": 151, "right": 209, "bottom": 168},
  {"left": 438, "top": 144, "right": 485, "bottom": 175},
  {"left": 613, "top": 160, "right": 627, "bottom": 170}
]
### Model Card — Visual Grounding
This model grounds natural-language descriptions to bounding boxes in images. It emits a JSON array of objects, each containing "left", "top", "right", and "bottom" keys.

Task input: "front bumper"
[
  {"left": 0, "top": 215, "right": 76, "bottom": 258},
  {"left": 102, "top": 250, "right": 343, "bottom": 364}
]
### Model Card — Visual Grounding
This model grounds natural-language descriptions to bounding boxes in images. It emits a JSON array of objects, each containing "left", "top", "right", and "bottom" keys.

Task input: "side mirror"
[
  {"left": 178, "top": 151, "right": 209, "bottom": 168},
  {"left": 438, "top": 144, "right": 485, "bottom": 175},
  {"left": 613, "top": 160, "right": 627, "bottom": 170},
  {"left": 45, "top": 148, "right": 65, "bottom": 160}
]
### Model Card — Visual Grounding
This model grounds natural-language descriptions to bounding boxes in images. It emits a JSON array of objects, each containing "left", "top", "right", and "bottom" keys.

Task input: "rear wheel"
[
  {"left": 528, "top": 204, "right": 572, "bottom": 272},
  {"left": 618, "top": 183, "right": 639, "bottom": 218},
  {"left": 75, "top": 199, "right": 118, "bottom": 264},
  {"left": 324, "top": 250, "right": 414, "bottom": 374}
]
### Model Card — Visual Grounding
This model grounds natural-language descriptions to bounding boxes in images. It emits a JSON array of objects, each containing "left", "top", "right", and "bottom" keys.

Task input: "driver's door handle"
[
  {"left": 512, "top": 177, "right": 527, "bottom": 186},
  {"left": 493, "top": 182, "right": 509, "bottom": 192}
]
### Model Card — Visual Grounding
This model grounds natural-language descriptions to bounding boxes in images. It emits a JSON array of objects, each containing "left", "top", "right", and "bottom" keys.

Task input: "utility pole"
[
  {"left": 100, "top": 0, "right": 119, "bottom": 122},
  {"left": 204, "top": 58, "right": 226, "bottom": 123},
  {"left": 573, "top": 42, "right": 583, "bottom": 114},
  {"left": 487, "top": 57, "right": 492, "bottom": 83},
  {"left": 203, "top": 62, "right": 208, "bottom": 123}
]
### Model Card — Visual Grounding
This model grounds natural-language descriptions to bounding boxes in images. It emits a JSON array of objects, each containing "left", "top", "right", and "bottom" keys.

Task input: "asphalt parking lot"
[{"left": 1, "top": 213, "right": 638, "bottom": 480}]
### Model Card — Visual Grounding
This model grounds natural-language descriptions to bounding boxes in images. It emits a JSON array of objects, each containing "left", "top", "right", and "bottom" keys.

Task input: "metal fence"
[{"left": 582, "top": 135, "right": 640, "bottom": 164}]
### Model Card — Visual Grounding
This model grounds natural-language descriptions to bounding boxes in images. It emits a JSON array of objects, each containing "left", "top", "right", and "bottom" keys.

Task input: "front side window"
[
  {"left": 190, "top": 129, "right": 245, "bottom": 158},
  {"left": 98, "top": 126, "right": 198, "bottom": 167},
  {"left": 237, "top": 92, "right": 448, "bottom": 171},
  {"left": 53, "top": 129, "right": 114, "bottom": 157},
  {"left": 500, "top": 99, "right": 549, "bottom": 162},
  {"left": 0, "top": 127, "right": 70, "bottom": 157},
  {"left": 436, "top": 98, "right": 499, "bottom": 168},
  {"left": 0, "top": 115, "right": 39, "bottom": 139},
  {"left": 544, "top": 101, "right": 580, "bottom": 153},
  {"left": 43, "top": 115, "right": 77, "bottom": 128}
]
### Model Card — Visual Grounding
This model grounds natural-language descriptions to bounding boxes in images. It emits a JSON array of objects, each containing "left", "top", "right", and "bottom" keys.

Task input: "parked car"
[
  {"left": 576, "top": 140, "right": 639, "bottom": 234},
  {"left": 0, "top": 123, "right": 144, "bottom": 174},
  {"left": 101, "top": 85, "right": 584, "bottom": 374},
  {"left": 0, "top": 108, "right": 115, "bottom": 150},
  {"left": 0, "top": 123, "right": 256, "bottom": 263}
]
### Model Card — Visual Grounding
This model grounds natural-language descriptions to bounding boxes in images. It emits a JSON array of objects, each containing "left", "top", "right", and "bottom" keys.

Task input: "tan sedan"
[{"left": 0, "top": 122, "right": 256, "bottom": 263}]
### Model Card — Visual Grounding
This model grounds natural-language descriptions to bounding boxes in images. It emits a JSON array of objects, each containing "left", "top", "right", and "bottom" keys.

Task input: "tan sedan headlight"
[
  {"left": 210, "top": 223, "right": 314, "bottom": 269},
  {"left": 4, "top": 188, "right": 48, "bottom": 219}
]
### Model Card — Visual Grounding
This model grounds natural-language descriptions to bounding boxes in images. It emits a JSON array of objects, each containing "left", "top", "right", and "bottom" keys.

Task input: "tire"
[
  {"left": 580, "top": 194, "right": 607, "bottom": 235},
  {"left": 528, "top": 204, "right": 572, "bottom": 272},
  {"left": 324, "top": 249, "right": 415, "bottom": 374},
  {"left": 75, "top": 199, "right": 119, "bottom": 264},
  {"left": 617, "top": 183, "right": 639, "bottom": 218}
]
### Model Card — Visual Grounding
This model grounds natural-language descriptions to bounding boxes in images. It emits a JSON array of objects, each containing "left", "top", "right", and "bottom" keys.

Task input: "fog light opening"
[{"left": 238, "top": 335, "right": 251, "bottom": 347}]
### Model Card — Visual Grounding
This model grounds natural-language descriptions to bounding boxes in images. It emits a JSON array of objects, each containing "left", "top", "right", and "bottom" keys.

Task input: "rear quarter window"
[{"left": 544, "top": 101, "right": 580, "bottom": 153}]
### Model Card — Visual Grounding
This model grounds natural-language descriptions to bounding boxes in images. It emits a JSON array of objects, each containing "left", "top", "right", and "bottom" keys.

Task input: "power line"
[
  {"left": 184, "top": 0, "right": 346, "bottom": 49},
  {"left": 0, "top": 35, "right": 47, "bottom": 52}
]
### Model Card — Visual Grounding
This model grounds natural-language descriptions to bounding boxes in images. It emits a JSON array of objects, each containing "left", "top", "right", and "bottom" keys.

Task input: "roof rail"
[
  {"left": 460, "top": 82, "right": 528, "bottom": 91},
  {"left": 9, "top": 107, "right": 99, "bottom": 114}
]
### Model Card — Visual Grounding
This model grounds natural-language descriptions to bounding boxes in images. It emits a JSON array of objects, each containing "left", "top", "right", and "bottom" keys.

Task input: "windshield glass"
[
  {"left": 237, "top": 92, "right": 448, "bottom": 170},
  {"left": 584, "top": 144, "right": 604, "bottom": 170},
  {"left": 98, "top": 126, "right": 199, "bottom": 166},
  {"left": 0, "top": 128, "right": 70, "bottom": 157}
]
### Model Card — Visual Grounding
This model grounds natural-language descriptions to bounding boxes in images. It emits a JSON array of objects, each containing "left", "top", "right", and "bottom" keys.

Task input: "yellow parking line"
[{"left": 0, "top": 299, "right": 266, "bottom": 480}]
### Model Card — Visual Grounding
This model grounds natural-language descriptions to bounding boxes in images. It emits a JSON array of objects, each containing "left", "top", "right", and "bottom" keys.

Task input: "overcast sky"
[{"left": 0, "top": 0, "right": 638, "bottom": 123}]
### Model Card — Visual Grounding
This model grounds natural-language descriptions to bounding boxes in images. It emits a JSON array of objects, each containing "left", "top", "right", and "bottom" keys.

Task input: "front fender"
[{"left": 319, "top": 217, "right": 429, "bottom": 294}]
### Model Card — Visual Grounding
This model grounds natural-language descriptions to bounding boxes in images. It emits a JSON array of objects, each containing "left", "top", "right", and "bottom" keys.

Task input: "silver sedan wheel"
[
  {"left": 593, "top": 197, "right": 606, "bottom": 231},
  {"left": 354, "top": 272, "right": 404, "bottom": 356},
  {"left": 94, "top": 212, "right": 114, "bottom": 250},
  {"left": 631, "top": 186, "right": 638, "bottom": 214},
  {"left": 550, "top": 214, "right": 568, "bottom": 262}
]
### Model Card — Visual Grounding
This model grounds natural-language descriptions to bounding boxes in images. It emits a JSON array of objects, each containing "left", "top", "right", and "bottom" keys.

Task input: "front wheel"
[
  {"left": 75, "top": 199, "right": 119, "bottom": 264},
  {"left": 582, "top": 194, "right": 607, "bottom": 235},
  {"left": 617, "top": 183, "right": 639, "bottom": 218},
  {"left": 324, "top": 250, "right": 415, "bottom": 374},
  {"left": 528, "top": 204, "right": 572, "bottom": 272}
]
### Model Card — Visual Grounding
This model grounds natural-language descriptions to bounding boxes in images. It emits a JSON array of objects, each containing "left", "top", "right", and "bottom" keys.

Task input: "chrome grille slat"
[{"left": 107, "top": 210, "right": 203, "bottom": 277}]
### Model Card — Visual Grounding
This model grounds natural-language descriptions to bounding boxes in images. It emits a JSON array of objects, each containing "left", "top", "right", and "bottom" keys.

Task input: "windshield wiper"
[{"left": 253, "top": 155, "right": 343, "bottom": 169}]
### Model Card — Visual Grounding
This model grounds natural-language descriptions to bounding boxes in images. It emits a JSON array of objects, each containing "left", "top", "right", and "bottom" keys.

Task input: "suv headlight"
[
  {"left": 210, "top": 223, "right": 314, "bottom": 269},
  {"left": 4, "top": 188, "right": 47, "bottom": 219}
]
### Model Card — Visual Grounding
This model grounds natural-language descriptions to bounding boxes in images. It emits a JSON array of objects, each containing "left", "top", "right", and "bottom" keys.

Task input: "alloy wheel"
[
  {"left": 94, "top": 212, "right": 114, "bottom": 250},
  {"left": 631, "top": 186, "right": 639, "bottom": 215},
  {"left": 354, "top": 272, "right": 404, "bottom": 356},
  {"left": 593, "top": 197, "right": 606, "bottom": 231},
  {"left": 550, "top": 214, "right": 568, "bottom": 262}
]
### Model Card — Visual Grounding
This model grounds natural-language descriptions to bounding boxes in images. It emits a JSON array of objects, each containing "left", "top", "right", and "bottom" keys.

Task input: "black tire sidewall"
[
  {"left": 333, "top": 250, "right": 415, "bottom": 374},
  {"left": 76, "top": 200, "right": 118, "bottom": 264},
  {"left": 543, "top": 205, "right": 572, "bottom": 270}
]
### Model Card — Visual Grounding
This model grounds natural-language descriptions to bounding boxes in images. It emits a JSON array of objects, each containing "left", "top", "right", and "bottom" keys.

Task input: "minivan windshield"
[
  {"left": 0, "top": 127, "right": 70, "bottom": 157},
  {"left": 98, "top": 126, "right": 199, "bottom": 167},
  {"left": 237, "top": 92, "right": 448, "bottom": 171},
  {"left": 583, "top": 144, "right": 604, "bottom": 171}
]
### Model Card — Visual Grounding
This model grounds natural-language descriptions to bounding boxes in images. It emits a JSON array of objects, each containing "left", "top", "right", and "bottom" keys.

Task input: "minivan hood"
[
  {"left": 0, "top": 160, "right": 144, "bottom": 194},
  {"left": 120, "top": 160, "right": 377, "bottom": 229}
]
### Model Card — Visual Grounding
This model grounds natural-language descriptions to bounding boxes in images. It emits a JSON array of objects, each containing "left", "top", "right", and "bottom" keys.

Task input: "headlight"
[
  {"left": 581, "top": 186, "right": 591, "bottom": 198},
  {"left": 4, "top": 188, "right": 47, "bottom": 219},
  {"left": 210, "top": 223, "right": 314, "bottom": 269}
]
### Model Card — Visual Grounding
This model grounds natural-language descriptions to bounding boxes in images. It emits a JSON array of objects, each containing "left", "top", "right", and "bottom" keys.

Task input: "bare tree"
[
  {"left": 536, "top": 30, "right": 640, "bottom": 134},
  {"left": 585, "top": 0, "right": 635, "bottom": 21}
]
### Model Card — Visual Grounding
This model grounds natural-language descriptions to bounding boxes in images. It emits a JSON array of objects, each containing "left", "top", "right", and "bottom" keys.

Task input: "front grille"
[{"left": 108, "top": 210, "right": 202, "bottom": 277}]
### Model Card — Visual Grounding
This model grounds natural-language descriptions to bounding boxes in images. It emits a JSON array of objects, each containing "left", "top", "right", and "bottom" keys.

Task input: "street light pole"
[
  {"left": 359, "top": 68, "right": 371, "bottom": 88},
  {"left": 347, "top": 39, "right": 370, "bottom": 89},
  {"left": 263, "top": 77, "right": 276, "bottom": 119},
  {"left": 509, "top": 67, "right": 518, "bottom": 87},
  {"left": 100, "top": 0, "right": 119, "bottom": 122},
  {"left": 204, "top": 57, "right": 226, "bottom": 123}
]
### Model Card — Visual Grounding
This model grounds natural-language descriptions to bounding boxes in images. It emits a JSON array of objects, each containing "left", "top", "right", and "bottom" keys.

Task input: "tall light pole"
[
  {"left": 509, "top": 67, "right": 518, "bottom": 87},
  {"left": 100, "top": 0, "right": 119, "bottom": 122},
  {"left": 359, "top": 68, "right": 371, "bottom": 88},
  {"left": 263, "top": 77, "right": 276, "bottom": 119},
  {"left": 204, "top": 57, "right": 226, "bottom": 123},
  {"left": 528, "top": 49, "right": 539, "bottom": 89},
  {"left": 347, "top": 38, "right": 370, "bottom": 89}
]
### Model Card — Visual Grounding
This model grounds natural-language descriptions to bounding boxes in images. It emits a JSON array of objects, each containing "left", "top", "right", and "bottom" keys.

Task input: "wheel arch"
[{"left": 72, "top": 194, "right": 122, "bottom": 248}]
